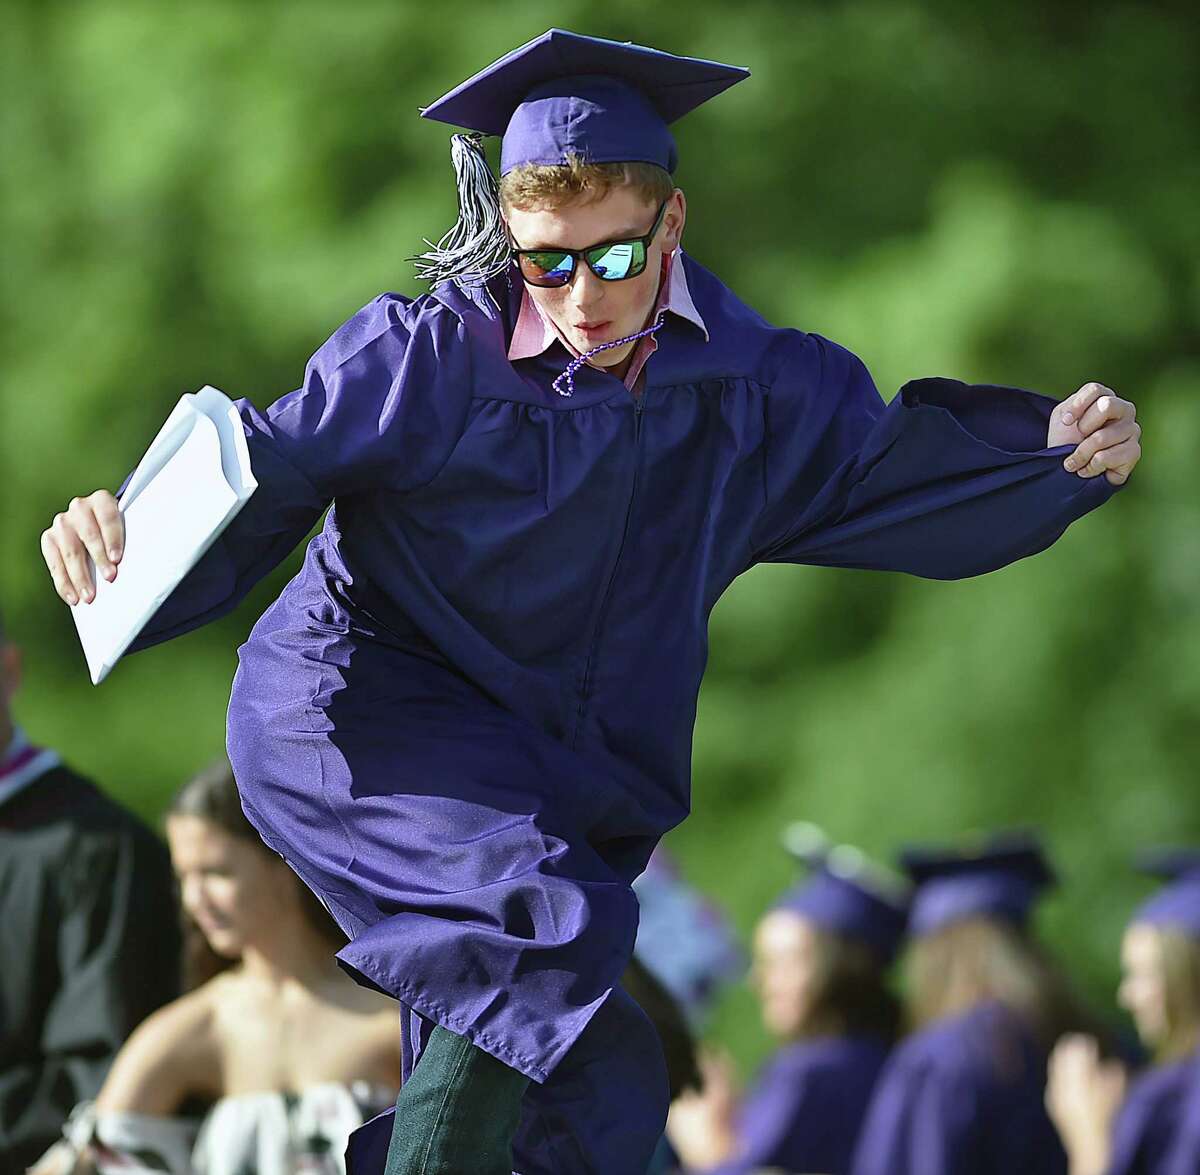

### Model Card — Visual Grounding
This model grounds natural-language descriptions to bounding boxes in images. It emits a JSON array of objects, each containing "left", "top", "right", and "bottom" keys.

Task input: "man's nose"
[{"left": 569, "top": 264, "right": 604, "bottom": 310}]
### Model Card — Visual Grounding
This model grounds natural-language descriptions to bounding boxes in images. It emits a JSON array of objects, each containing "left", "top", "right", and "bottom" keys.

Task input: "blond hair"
[
  {"left": 499, "top": 154, "right": 674, "bottom": 212},
  {"left": 1150, "top": 926, "right": 1200, "bottom": 1061},
  {"left": 906, "top": 917, "right": 1099, "bottom": 1049}
]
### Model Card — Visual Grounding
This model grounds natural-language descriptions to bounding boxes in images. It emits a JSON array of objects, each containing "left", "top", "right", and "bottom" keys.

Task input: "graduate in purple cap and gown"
[
  {"left": 42, "top": 28, "right": 1144, "bottom": 1175},
  {"left": 852, "top": 832, "right": 1099, "bottom": 1175},
  {"left": 1047, "top": 852, "right": 1200, "bottom": 1175},
  {"left": 668, "top": 828, "right": 907, "bottom": 1175}
]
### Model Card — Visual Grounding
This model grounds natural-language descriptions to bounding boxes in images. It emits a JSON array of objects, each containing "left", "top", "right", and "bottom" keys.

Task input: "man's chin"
[{"left": 579, "top": 338, "right": 636, "bottom": 367}]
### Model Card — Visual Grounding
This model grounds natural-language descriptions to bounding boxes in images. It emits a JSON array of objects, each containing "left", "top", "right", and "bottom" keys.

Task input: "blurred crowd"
[{"left": 4, "top": 595, "right": 1198, "bottom": 1175}]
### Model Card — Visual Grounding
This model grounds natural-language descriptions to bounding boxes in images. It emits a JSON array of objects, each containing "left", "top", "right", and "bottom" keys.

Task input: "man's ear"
[{"left": 663, "top": 188, "right": 687, "bottom": 253}]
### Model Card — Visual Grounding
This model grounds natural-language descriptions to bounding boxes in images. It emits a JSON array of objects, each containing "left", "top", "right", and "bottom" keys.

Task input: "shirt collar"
[
  {"left": 507, "top": 247, "right": 708, "bottom": 365},
  {"left": 0, "top": 726, "right": 60, "bottom": 808},
  {"left": 1, "top": 725, "right": 29, "bottom": 770}
]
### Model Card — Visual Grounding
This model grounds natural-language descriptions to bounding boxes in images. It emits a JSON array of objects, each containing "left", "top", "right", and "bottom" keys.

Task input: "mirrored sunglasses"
[{"left": 511, "top": 199, "right": 669, "bottom": 288}]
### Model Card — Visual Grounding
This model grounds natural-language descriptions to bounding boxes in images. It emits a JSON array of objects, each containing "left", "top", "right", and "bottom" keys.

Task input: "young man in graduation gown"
[
  {"left": 40, "top": 30, "right": 1142, "bottom": 1175},
  {"left": 0, "top": 607, "right": 181, "bottom": 1171}
]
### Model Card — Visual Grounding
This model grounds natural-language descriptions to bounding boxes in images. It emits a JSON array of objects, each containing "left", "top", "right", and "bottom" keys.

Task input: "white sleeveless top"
[{"left": 48, "top": 1081, "right": 396, "bottom": 1175}]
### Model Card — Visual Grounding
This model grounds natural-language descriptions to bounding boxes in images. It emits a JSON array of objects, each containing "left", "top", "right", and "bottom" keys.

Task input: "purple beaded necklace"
[{"left": 552, "top": 311, "right": 668, "bottom": 398}]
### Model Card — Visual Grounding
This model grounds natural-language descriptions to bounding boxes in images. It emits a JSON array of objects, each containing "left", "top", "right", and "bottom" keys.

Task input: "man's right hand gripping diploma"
[{"left": 41, "top": 491, "right": 124, "bottom": 606}]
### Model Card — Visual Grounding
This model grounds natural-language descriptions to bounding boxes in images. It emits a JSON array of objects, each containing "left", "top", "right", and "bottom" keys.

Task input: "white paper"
[{"left": 71, "top": 385, "right": 258, "bottom": 684}]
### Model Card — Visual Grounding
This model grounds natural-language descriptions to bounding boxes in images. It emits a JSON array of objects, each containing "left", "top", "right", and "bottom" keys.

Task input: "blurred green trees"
[{"left": 3, "top": 1, "right": 1198, "bottom": 1072}]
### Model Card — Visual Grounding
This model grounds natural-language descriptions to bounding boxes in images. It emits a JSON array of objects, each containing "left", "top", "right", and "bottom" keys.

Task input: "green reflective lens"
[{"left": 586, "top": 241, "right": 643, "bottom": 281}]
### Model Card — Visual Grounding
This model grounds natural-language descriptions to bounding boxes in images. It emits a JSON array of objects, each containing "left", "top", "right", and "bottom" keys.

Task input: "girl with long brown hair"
[
  {"left": 669, "top": 833, "right": 908, "bottom": 1175},
  {"left": 32, "top": 758, "right": 402, "bottom": 1175}
]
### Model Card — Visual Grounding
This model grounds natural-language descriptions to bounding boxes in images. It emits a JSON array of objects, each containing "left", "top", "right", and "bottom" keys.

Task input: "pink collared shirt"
[{"left": 507, "top": 249, "right": 709, "bottom": 392}]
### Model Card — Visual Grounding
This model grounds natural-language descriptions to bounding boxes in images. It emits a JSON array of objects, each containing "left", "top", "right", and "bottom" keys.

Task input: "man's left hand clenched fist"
[{"left": 1047, "top": 382, "right": 1141, "bottom": 486}]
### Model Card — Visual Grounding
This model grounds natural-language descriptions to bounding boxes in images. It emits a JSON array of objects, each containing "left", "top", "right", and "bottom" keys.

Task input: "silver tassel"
[{"left": 412, "top": 133, "right": 510, "bottom": 289}]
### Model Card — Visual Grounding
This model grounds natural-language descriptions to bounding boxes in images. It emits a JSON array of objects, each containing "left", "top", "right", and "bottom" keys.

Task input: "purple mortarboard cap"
[
  {"left": 1131, "top": 849, "right": 1200, "bottom": 939},
  {"left": 902, "top": 830, "right": 1056, "bottom": 938},
  {"left": 776, "top": 823, "right": 911, "bottom": 964},
  {"left": 420, "top": 29, "right": 750, "bottom": 176}
]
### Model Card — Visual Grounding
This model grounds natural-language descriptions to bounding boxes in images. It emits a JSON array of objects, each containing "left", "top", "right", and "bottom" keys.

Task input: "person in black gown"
[{"left": 0, "top": 603, "right": 180, "bottom": 1171}]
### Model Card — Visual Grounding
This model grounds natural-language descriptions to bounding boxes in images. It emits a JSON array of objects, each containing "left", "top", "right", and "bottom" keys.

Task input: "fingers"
[
  {"left": 68, "top": 496, "right": 118, "bottom": 584},
  {"left": 1076, "top": 391, "right": 1134, "bottom": 439},
  {"left": 1049, "top": 1034, "right": 1088, "bottom": 1083},
  {"left": 1064, "top": 418, "right": 1141, "bottom": 474},
  {"left": 1053, "top": 1033, "right": 1100, "bottom": 1070},
  {"left": 1047, "top": 1035, "right": 1093, "bottom": 1117},
  {"left": 1100, "top": 439, "right": 1142, "bottom": 485},
  {"left": 1060, "top": 382, "right": 1141, "bottom": 484},
  {"left": 1059, "top": 382, "right": 1112, "bottom": 428},
  {"left": 41, "top": 492, "right": 124, "bottom": 606},
  {"left": 90, "top": 490, "right": 125, "bottom": 563},
  {"left": 50, "top": 508, "right": 96, "bottom": 603},
  {"left": 1050, "top": 1035, "right": 1126, "bottom": 1097},
  {"left": 1067, "top": 437, "right": 1141, "bottom": 483},
  {"left": 40, "top": 528, "right": 78, "bottom": 606}
]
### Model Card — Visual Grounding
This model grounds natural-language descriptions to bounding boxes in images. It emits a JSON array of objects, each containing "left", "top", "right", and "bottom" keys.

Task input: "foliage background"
[{"left": 3, "top": 0, "right": 1198, "bottom": 1074}]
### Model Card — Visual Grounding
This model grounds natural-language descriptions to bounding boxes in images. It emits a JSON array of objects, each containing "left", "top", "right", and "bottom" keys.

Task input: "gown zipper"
[{"left": 571, "top": 391, "right": 645, "bottom": 748}]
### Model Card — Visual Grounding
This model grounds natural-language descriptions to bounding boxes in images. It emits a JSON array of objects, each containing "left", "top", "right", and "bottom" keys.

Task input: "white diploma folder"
[{"left": 71, "top": 385, "right": 258, "bottom": 685}]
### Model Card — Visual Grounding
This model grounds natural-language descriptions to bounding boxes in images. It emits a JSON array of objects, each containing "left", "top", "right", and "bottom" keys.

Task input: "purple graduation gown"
[
  {"left": 1108, "top": 1052, "right": 1196, "bottom": 1175},
  {"left": 703, "top": 1036, "right": 890, "bottom": 1175},
  {"left": 851, "top": 1002, "right": 1066, "bottom": 1175},
  {"left": 1162, "top": 1051, "right": 1200, "bottom": 1175},
  {"left": 127, "top": 255, "right": 1115, "bottom": 1174}
]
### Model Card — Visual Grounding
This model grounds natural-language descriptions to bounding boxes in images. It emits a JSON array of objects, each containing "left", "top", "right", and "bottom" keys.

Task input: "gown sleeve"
[
  {"left": 749, "top": 333, "right": 1119, "bottom": 577},
  {"left": 124, "top": 294, "right": 473, "bottom": 652}
]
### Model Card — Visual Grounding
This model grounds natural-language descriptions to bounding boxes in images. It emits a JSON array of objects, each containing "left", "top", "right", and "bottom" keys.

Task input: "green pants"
[{"left": 384, "top": 1025, "right": 530, "bottom": 1175}]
